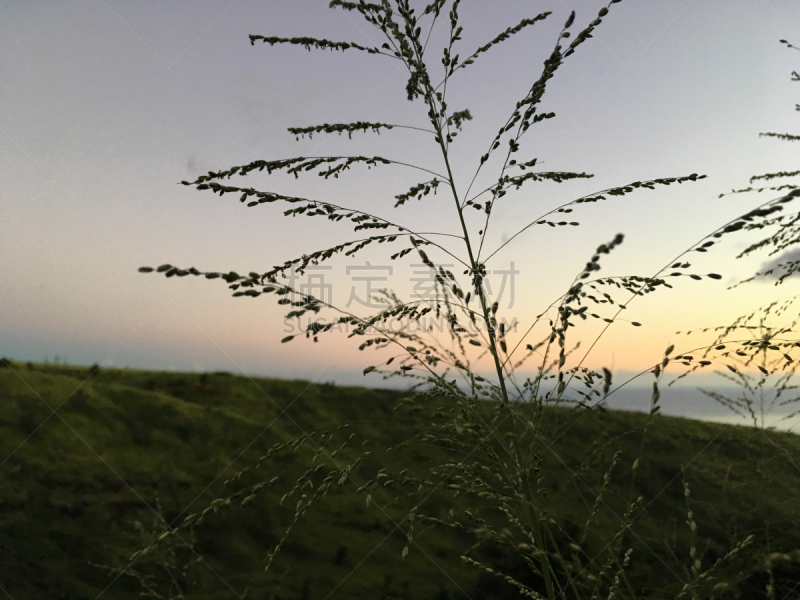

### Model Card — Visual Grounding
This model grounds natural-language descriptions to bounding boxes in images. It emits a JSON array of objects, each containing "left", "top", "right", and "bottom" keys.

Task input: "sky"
[{"left": 2, "top": 1, "right": 800, "bottom": 425}]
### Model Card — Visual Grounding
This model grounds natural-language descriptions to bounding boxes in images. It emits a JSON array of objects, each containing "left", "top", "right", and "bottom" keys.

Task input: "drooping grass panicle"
[{"left": 133, "top": 3, "right": 800, "bottom": 598}]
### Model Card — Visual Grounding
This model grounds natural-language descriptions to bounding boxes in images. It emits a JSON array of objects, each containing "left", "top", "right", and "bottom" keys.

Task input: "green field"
[{"left": 1, "top": 362, "right": 798, "bottom": 599}]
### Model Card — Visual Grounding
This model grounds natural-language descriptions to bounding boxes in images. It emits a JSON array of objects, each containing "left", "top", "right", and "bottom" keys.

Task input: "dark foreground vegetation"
[{"left": 1, "top": 362, "right": 798, "bottom": 599}]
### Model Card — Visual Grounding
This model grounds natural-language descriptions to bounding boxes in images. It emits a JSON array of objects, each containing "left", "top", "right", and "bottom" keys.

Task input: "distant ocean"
[{"left": 309, "top": 368, "right": 800, "bottom": 433}]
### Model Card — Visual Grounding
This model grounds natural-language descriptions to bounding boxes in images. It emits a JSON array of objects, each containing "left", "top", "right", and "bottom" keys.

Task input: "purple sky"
[{"left": 2, "top": 1, "right": 799, "bottom": 414}]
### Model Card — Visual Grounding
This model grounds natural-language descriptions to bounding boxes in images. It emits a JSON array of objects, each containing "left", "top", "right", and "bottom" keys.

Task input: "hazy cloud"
[{"left": 758, "top": 247, "right": 800, "bottom": 281}]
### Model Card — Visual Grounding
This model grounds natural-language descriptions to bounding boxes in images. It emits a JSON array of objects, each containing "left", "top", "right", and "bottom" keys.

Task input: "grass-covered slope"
[
  {"left": 0, "top": 362, "right": 798, "bottom": 599},
  {"left": 0, "top": 363, "right": 479, "bottom": 600}
]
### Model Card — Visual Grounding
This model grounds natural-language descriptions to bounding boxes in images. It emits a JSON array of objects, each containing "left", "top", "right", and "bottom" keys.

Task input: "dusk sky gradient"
[{"left": 2, "top": 1, "right": 800, "bottom": 426}]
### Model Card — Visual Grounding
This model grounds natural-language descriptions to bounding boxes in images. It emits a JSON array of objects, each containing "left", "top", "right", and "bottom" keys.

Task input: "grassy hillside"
[{"left": 0, "top": 362, "right": 798, "bottom": 599}]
